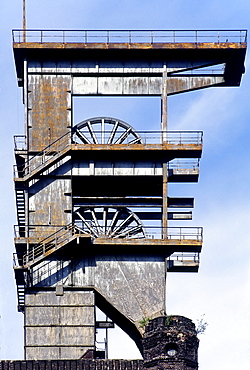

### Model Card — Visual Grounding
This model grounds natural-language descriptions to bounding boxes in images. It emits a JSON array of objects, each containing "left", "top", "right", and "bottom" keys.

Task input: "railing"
[
  {"left": 13, "top": 131, "right": 70, "bottom": 178},
  {"left": 168, "top": 159, "right": 200, "bottom": 172},
  {"left": 167, "top": 252, "right": 200, "bottom": 265},
  {"left": 14, "top": 223, "right": 202, "bottom": 267},
  {"left": 14, "top": 135, "right": 27, "bottom": 150},
  {"left": 13, "top": 130, "right": 202, "bottom": 178},
  {"left": 12, "top": 29, "right": 247, "bottom": 45},
  {"left": 14, "top": 131, "right": 203, "bottom": 150},
  {"left": 14, "top": 224, "right": 203, "bottom": 242},
  {"left": 22, "top": 224, "right": 84, "bottom": 266},
  {"left": 72, "top": 130, "right": 203, "bottom": 146},
  {"left": 13, "top": 253, "right": 22, "bottom": 268},
  {"left": 14, "top": 224, "right": 62, "bottom": 238},
  {"left": 168, "top": 252, "right": 200, "bottom": 261}
]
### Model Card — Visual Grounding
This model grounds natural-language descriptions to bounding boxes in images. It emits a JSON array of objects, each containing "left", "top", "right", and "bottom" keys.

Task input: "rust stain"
[
  {"left": 29, "top": 75, "right": 71, "bottom": 152},
  {"left": 14, "top": 42, "right": 247, "bottom": 50}
]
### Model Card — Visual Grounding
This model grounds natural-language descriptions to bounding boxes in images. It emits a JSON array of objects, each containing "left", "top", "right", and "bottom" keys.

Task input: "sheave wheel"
[
  {"left": 72, "top": 117, "right": 143, "bottom": 145},
  {"left": 74, "top": 207, "right": 146, "bottom": 239}
]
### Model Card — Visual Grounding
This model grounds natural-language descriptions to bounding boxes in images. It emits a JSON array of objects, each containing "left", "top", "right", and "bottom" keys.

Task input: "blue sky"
[{"left": 0, "top": 1, "right": 250, "bottom": 369}]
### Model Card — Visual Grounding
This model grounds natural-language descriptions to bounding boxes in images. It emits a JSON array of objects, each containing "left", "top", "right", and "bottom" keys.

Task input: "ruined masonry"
[{"left": 11, "top": 29, "right": 246, "bottom": 369}]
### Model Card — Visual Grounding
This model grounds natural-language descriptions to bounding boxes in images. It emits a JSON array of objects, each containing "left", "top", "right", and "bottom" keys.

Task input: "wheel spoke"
[
  {"left": 91, "top": 209, "right": 101, "bottom": 234},
  {"left": 101, "top": 118, "right": 105, "bottom": 144},
  {"left": 107, "top": 121, "right": 119, "bottom": 144},
  {"left": 103, "top": 207, "right": 108, "bottom": 234},
  {"left": 75, "top": 211, "right": 99, "bottom": 237},
  {"left": 75, "top": 129, "right": 91, "bottom": 144},
  {"left": 127, "top": 137, "right": 142, "bottom": 145},
  {"left": 109, "top": 213, "right": 134, "bottom": 237},
  {"left": 114, "top": 128, "right": 131, "bottom": 144},
  {"left": 87, "top": 121, "right": 98, "bottom": 144},
  {"left": 107, "top": 209, "right": 121, "bottom": 235},
  {"left": 113, "top": 225, "right": 143, "bottom": 239}
]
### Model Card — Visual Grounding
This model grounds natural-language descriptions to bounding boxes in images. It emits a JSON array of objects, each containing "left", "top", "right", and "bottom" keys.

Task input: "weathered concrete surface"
[
  {"left": 28, "top": 75, "right": 71, "bottom": 151},
  {"left": 25, "top": 291, "right": 95, "bottom": 360},
  {"left": 29, "top": 177, "right": 72, "bottom": 236},
  {"left": 30, "top": 255, "right": 166, "bottom": 333}
]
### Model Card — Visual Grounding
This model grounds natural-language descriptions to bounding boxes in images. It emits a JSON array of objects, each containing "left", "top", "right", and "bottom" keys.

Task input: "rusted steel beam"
[
  {"left": 93, "top": 238, "right": 202, "bottom": 245},
  {"left": 93, "top": 237, "right": 202, "bottom": 252},
  {"left": 73, "top": 143, "right": 203, "bottom": 151},
  {"left": 13, "top": 42, "right": 247, "bottom": 50}
]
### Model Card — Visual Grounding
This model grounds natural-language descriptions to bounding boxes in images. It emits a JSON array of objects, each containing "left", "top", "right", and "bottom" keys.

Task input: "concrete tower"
[{"left": 12, "top": 29, "right": 246, "bottom": 360}]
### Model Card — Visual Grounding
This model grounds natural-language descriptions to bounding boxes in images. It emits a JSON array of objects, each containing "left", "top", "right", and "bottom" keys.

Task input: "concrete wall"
[
  {"left": 28, "top": 75, "right": 71, "bottom": 152},
  {"left": 24, "top": 291, "right": 95, "bottom": 360},
  {"left": 30, "top": 255, "right": 166, "bottom": 331}
]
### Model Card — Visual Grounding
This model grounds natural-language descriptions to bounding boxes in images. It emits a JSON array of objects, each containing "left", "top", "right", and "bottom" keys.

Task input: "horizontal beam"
[
  {"left": 92, "top": 237, "right": 202, "bottom": 253},
  {"left": 72, "top": 75, "right": 225, "bottom": 96},
  {"left": 73, "top": 196, "right": 194, "bottom": 208},
  {"left": 74, "top": 211, "right": 192, "bottom": 220},
  {"left": 13, "top": 35, "right": 246, "bottom": 88},
  {"left": 167, "top": 260, "right": 199, "bottom": 272}
]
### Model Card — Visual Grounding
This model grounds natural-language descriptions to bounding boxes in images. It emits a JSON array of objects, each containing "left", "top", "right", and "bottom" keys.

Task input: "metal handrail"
[
  {"left": 12, "top": 29, "right": 247, "bottom": 44},
  {"left": 168, "top": 159, "right": 200, "bottom": 170},
  {"left": 167, "top": 252, "right": 200, "bottom": 262},
  {"left": 14, "top": 224, "right": 203, "bottom": 241},
  {"left": 13, "top": 253, "right": 20, "bottom": 267},
  {"left": 13, "top": 131, "right": 70, "bottom": 178},
  {"left": 14, "top": 224, "right": 66, "bottom": 238},
  {"left": 22, "top": 224, "right": 83, "bottom": 266},
  {"left": 13, "top": 131, "right": 203, "bottom": 150},
  {"left": 14, "top": 135, "right": 27, "bottom": 150}
]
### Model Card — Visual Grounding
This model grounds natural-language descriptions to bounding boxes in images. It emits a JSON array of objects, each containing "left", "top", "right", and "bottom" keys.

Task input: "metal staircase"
[
  {"left": 22, "top": 224, "right": 89, "bottom": 269},
  {"left": 15, "top": 188, "right": 26, "bottom": 234},
  {"left": 13, "top": 254, "right": 26, "bottom": 312},
  {"left": 17, "top": 284, "right": 25, "bottom": 312},
  {"left": 13, "top": 132, "right": 71, "bottom": 182}
]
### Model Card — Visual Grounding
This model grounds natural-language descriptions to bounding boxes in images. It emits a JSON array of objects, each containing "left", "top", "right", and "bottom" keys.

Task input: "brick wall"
[{"left": 0, "top": 360, "right": 143, "bottom": 370}]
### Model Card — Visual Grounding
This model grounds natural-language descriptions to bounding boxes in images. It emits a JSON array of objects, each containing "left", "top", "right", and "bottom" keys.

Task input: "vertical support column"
[
  {"left": 23, "top": 59, "right": 28, "bottom": 147},
  {"left": 23, "top": 59, "right": 29, "bottom": 240},
  {"left": 22, "top": 0, "right": 26, "bottom": 42},
  {"left": 161, "top": 68, "right": 168, "bottom": 239}
]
